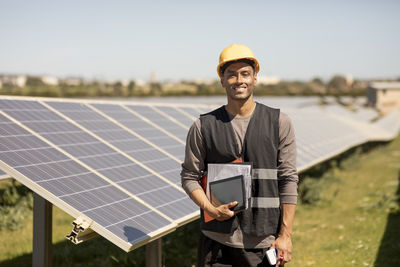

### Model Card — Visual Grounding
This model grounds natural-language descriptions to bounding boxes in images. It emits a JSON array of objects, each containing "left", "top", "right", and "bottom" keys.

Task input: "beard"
[{"left": 226, "top": 86, "right": 254, "bottom": 101}]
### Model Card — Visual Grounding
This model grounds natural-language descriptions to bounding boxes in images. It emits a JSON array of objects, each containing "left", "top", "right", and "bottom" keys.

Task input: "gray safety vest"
[{"left": 200, "top": 102, "right": 280, "bottom": 237}]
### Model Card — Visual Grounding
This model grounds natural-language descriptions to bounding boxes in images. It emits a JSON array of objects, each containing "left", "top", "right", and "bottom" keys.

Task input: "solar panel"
[
  {"left": 0, "top": 98, "right": 198, "bottom": 252},
  {"left": 43, "top": 101, "right": 197, "bottom": 220},
  {"left": 0, "top": 110, "right": 175, "bottom": 251},
  {"left": 178, "top": 107, "right": 204, "bottom": 120},
  {"left": 288, "top": 110, "right": 364, "bottom": 171},
  {"left": 89, "top": 103, "right": 186, "bottom": 184},
  {"left": 0, "top": 95, "right": 399, "bottom": 254},
  {"left": 373, "top": 109, "right": 400, "bottom": 139},
  {"left": 128, "top": 105, "right": 189, "bottom": 139},
  {"left": 352, "top": 108, "right": 378, "bottom": 122},
  {"left": 0, "top": 169, "right": 9, "bottom": 179},
  {"left": 155, "top": 106, "right": 196, "bottom": 128}
]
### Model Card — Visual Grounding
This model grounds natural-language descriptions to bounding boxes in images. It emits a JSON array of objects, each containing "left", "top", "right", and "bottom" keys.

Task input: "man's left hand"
[{"left": 270, "top": 233, "right": 292, "bottom": 266}]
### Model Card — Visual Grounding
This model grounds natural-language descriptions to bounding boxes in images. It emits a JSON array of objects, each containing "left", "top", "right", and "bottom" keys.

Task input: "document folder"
[{"left": 202, "top": 160, "right": 252, "bottom": 223}]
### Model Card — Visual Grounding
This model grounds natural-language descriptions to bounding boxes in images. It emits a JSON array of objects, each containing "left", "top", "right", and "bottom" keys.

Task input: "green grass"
[
  {"left": 0, "top": 135, "right": 400, "bottom": 266},
  {"left": 291, "top": 137, "right": 400, "bottom": 266},
  {"left": 0, "top": 197, "right": 198, "bottom": 267}
]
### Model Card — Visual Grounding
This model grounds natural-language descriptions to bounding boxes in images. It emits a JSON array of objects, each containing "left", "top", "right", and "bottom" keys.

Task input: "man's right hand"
[
  {"left": 210, "top": 201, "right": 238, "bottom": 221},
  {"left": 189, "top": 188, "right": 238, "bottom": 221}
]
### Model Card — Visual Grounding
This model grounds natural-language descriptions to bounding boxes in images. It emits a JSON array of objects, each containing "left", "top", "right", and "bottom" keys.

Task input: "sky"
[{"left": 1, "top": 0, "right": 399, "bottom": 82}]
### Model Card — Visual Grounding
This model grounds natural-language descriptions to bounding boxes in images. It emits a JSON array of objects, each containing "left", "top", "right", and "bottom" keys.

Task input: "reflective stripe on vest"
[
  {"left": 251, "top": 168, "right": 280, "bottom": 208},
  {"left": 250, "top": 197, "right": 280, "bottom": 208},
  {"left": 252, "top": 168, "right": 277, "bottom": 180}
]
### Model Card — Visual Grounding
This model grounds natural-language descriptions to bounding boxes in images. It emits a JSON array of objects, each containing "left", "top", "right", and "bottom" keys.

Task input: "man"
[{"left": 181, "top": 44, "right": 298, "bottom": 267}]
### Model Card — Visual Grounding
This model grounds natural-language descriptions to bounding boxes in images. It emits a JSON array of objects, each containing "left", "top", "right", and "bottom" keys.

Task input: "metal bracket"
[{"left": 66, "top": 215, "right": 97, "bottom": 244}]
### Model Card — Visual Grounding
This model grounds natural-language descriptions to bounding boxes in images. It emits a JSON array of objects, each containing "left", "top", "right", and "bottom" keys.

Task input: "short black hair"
[{"left": 220, "top": 58, "right": 255, "bottom": 76}]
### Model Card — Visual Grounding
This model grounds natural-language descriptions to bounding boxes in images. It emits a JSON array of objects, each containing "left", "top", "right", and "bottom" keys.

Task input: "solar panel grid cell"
[
  {"left": 127, "top": 105, "right": 188, "bottom": 140},
  {"left": 155, "top": 106, "right": 194, "bottom": 128},
  {"left": 177, "top": 107, "right": 201, "bottom": 119}
]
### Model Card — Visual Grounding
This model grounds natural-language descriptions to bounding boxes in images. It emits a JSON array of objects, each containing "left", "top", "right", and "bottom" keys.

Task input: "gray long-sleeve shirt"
[{"left": 181, "top": 106, "right": 298, "bottom": 248}]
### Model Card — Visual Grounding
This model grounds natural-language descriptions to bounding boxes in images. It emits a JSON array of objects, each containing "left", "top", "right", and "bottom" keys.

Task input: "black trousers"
[{"left": 197, "top": 232, "right": 274, "bottom": 267}]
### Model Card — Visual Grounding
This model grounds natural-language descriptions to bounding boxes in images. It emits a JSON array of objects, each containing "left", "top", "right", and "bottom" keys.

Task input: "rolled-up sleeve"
[
  {"left": 277, "top": 113, "right": 299, "bottom": 204},
  {"left": 181, "top": 119, "right": 206, "bottom": 196}
]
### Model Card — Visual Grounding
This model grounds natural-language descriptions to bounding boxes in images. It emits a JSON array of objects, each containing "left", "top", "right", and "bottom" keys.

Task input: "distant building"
[
  {"left": 189, "top": 78, "right": 213, "bottom": 85},
  {"left": 134, "top": 79, "right": 147, "bottom": 87},
  {"left": 367, "top": 82, "right": 400, "bottom": 113},
  {"left": 121, "top": 79, "right": 131, "bottom": 87},
  {"left": 15, "top": 75, "right": 27, "bottom": 87},
  {"left": 63, "top": 77, "right": 83, "bottom": 86},
  {"left": 0, "top": 74, "right": 27, "bottom": 87},
  {"left": 344, "top": 74, "right": 354, "bottom": 87},
  {"left": 41, "top": 75, "right": 59, "bottom": 86},
  {"left": 150, "top": 71, "right": 157, "bottom": 84},
  {"left": 257, "top": 76, "right": 281, "bottom": 85}
]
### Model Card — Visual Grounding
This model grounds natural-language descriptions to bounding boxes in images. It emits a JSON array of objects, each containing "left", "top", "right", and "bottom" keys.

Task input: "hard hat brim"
[{"left": 217, "top": 57, "right": 260, "bottom": 78}]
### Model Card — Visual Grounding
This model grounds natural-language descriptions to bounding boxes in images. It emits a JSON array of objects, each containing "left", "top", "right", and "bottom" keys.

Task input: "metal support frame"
[
  {"left": 33, "top": 193, "right": 52, "bottom": 267},
  {"left": 146, "top": 238, "right": 162, "bottom": 267}
]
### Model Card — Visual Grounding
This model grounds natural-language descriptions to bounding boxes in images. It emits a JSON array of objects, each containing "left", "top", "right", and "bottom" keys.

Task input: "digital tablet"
[{"left": 209, "top": 175, "right": 246, "bottom": 211}]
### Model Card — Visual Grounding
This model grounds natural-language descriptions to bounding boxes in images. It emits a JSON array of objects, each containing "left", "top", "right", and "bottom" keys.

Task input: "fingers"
[
  {"left": 275, "top": 249, "right": 291, "bottom": 267},
  {"left": 227, "top": 201, "right": 238, "bottom": 209},
  {"left": 272, "top": 236, "right": 292, "bottom": 266},
  {"left": 275, "top": 250, "right": 284, "bottom": 267},
  {"left": 277, "top": 255, "right": 285, "bottom": 267},
  {"left": 276, "top": 258, "right": 284, "bottom": 266},
  {"left": 215, "top": 202, "right": 237, "bottom": 221},
  {"left": 282, "top": 248, "right": 291, "bottom": 262},
  {"left": 226, "top": 209, "right": 234, "bottom": 217},
  {"left": 227, "top": 201, "right": 238, "bottom": 217}
]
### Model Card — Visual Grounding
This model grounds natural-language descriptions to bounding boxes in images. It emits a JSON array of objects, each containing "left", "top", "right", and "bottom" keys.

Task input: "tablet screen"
[{"left": 209, "top": 175, "right": 246, "bottom": 211}]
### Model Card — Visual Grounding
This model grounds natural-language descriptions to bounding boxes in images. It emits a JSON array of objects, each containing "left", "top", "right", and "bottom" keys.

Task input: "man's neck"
[{"left": 225, "top": 96, "right": 256, "bottom": 118}]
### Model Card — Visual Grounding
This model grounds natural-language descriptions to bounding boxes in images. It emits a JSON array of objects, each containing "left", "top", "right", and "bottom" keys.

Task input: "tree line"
[{"left": 0, "top": 75, "right": 372, "bottom": 98}]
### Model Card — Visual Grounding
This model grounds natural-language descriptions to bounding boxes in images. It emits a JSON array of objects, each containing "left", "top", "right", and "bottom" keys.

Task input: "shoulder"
[
  {"left": 256, "top": 102, "right": 280, "bottom": 120},
  {"left": 200, "top": 105, "right": 225, "bottom": 119},
  {"left": 200, "top": 105, "right": 232, "bottom": 125},
  {"left": 279, "top": 112, "right": 292, "bottom": 127},
  {"left": 256, "top": 103, "right": 280, "bottom": 124},
  {"left": 185, "top": 118, "right": 203, "bottom": 144},
  {"left": 278, "top": 112, "right": 295, "bottom": 140},
  {"left": 189, "top": 118, "right": 201, "bottom": 133},
  {"left": 256, "top": 102, "right": 280, "bottom": 113}
]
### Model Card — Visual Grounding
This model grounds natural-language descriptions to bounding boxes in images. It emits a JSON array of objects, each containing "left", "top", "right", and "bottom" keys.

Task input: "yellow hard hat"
[{"left": 217, "top": 44, "right": 260, "bottom": 78}]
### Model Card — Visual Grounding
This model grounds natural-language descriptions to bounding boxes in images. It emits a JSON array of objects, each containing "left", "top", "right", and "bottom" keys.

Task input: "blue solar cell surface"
[
  {"left": 90, "top": 103, "right": 185, "bottom": 184},
  {"left": 0, "top": 109, "right": 172, "bottom": 246},
  {"left": 1, "top": 100, "right": 197, "bottom": 223},
  {"left": 178, "top": 107, "right": 203, "bottom": 120},
  {"left": 126, "top": 105, "right": 188, "bottom": 140},
  {"left": 156, "top": 106, "right": 195, "bottom": 129}
]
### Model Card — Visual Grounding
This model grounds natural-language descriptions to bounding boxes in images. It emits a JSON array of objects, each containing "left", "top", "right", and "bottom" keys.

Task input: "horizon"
[{"left": 1, "top": 72, "right": 398, "bottom": 84}]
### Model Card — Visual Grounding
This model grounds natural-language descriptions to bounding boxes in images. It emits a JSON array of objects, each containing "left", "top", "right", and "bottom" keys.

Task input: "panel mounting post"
[
  {"left": 32, "top": 192, "right": 52, "bottom": 267},
  {"left": 146, "top": 238, "right": 162, "bottom": 267}
]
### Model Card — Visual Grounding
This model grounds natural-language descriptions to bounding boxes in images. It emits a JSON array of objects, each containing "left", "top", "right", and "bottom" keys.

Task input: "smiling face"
[{"left": 220, "top": 61, "right": 257, "bottom": 102}]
